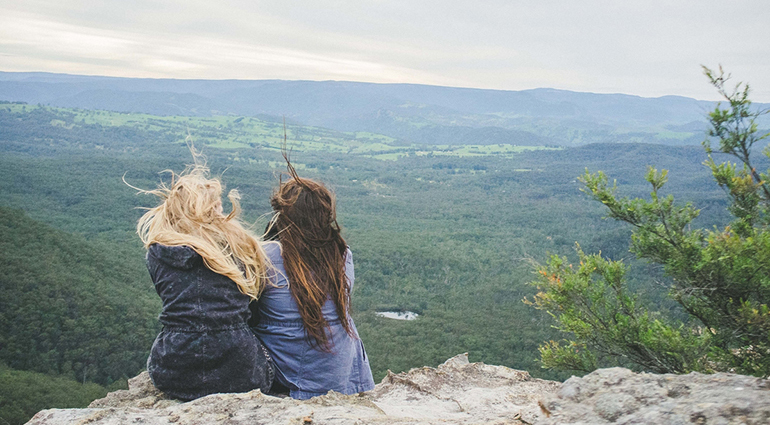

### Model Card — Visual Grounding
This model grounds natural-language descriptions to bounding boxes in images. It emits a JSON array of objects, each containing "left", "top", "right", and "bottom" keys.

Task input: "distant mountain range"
[{"left": 1, "top": 71, "right": 766, "bottom": 146}]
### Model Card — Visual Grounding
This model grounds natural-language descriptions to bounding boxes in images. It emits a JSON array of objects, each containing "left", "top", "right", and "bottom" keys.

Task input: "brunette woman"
[
  {"left": 137, "top": 164, "right": 273, "bottom": 400},
  {"left": 249, "top": 165, "right": 374, "bottom": 399}
]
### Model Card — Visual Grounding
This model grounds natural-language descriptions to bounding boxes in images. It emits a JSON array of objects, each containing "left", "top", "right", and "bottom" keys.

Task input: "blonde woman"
[{"left": 137, "top": 164, "right": 273, "bottom": 400}]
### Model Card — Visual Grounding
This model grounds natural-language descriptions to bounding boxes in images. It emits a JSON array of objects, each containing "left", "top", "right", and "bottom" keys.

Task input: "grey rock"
[
  {"left": 26, "top": 353, "right": 559, "bottom": 425},
  {"left": 593, "top": 392, "right": 640, "bottom": 421},
  {"left": 539, "top": 367, "right": 770, "bottom": 425},
  {"left": 88, "top": 372, "right": 180, "bottom": 409},
  {"left": 26, "top": 358, "right": 770, "bottom": 424}
]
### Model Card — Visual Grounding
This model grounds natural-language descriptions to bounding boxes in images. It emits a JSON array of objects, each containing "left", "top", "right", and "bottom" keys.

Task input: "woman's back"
[
  {"left": 149, "top": 244, "right": 251, "bottom": 329},
  {"left": 250, "top": 242, "right": 374, "bottom": 399},
  {"left": 147, "top": 244, "right": 273, "bottom": 400}
]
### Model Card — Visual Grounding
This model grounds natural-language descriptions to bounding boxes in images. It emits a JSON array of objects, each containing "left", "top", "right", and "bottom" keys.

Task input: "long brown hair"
[{"left": 268, "top": 162, "right": 353, "bottom": 351}]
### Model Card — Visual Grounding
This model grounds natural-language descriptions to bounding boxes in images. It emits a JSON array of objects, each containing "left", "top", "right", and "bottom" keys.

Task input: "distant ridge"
[{"left": 2, "top": 71, "right": 764, "bottom": 146}]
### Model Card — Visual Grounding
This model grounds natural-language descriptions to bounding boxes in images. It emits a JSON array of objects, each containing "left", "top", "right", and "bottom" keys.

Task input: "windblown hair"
[
  {"left": 136, "top": 163, "right": 267, "bottom": 300},
  {"left": 268, "top": 162, "right": 353, "bottom": 351}
]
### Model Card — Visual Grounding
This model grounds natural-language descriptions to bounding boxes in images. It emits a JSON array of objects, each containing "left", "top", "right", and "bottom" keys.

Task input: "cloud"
[
  {"left": 0, "top": 0, "right": 769, "bottom": 100},
  {"left": 0, "top": 7, "right": 451, "bottom": 85}
]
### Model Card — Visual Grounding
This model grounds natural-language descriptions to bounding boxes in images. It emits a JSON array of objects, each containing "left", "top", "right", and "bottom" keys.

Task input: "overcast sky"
[{"left": 1, "top": 1, "right": 769, "bottom": 101}]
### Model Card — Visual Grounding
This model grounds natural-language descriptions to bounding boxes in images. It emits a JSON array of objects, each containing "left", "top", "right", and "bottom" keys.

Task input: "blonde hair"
[{"left": 135, "top": 164, "right": 267, "bottom": 300}]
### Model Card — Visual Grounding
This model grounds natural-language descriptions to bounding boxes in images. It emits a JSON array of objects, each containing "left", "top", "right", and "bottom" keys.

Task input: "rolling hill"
[{"left": 4, "top": 71, "right": 764, "bottom": 147}]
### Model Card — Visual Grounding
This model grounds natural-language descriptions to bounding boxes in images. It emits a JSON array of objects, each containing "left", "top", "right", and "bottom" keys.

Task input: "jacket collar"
[{"left": 148, "top": 244, "right": 201, "bottom": 270}]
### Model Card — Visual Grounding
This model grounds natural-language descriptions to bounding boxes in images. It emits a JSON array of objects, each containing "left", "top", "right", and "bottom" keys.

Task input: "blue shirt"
[{"left": 250, "top": 242, "right": 375, "bottom": 399}]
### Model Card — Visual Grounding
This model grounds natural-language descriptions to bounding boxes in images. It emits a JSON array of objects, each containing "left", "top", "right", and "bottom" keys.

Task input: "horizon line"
[{"left": 0, "top": 69, "right": 729, "bottom": 103}]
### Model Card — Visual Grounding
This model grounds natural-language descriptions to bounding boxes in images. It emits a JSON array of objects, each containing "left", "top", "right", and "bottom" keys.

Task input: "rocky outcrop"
[
  {"left": 369, "top": 353, "right": 558, "bottom": 423},
  {"left": 26, "top": 355, "right": 770, "bottom": 424},
  {"left": 539, "top": 367, "right": 770, "bottom": 424},
  {"left": 27, "top": 354, "right": 558, "bottom": 424}
]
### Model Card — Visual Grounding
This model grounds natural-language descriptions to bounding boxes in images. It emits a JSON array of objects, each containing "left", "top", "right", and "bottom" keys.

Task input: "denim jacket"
[
  {"left": 249, "top": 242, "right": 375, "bottom": 399},
  {"left": 146, "top": 244, "right": 273, "bottom": 400}
]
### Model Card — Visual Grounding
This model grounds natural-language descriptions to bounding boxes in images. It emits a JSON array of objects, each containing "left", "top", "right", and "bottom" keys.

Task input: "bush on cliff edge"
[{"left": 527, "top": 66, "right": 770, "bottom": 377}]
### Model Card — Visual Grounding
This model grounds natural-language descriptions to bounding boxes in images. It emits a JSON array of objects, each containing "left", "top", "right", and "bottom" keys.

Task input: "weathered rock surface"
[
  {"left": 26, "top": 353, "right": 558, "bottom": 424},
  {"left": 539, "top": 367, "right": 770, "bottom": 425},
  {"left": 26, "top": 356, "right": 770, "bottom": 424}
]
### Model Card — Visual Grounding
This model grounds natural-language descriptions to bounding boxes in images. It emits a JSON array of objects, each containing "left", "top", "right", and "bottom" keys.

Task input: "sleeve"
[{"left": 145, "top": 249, "right": 163, "bottom": 297}]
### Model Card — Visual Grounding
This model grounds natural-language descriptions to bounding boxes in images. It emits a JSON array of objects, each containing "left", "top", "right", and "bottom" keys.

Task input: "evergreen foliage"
[
  {"left": 528, "top": 67, "right": 770, "bottom": 377},
  {"left": 0, "top": 207, "right": 160, "bottom": 385},
  {"left": 0, "top": 364, "right": 108, "bottom": 425}
]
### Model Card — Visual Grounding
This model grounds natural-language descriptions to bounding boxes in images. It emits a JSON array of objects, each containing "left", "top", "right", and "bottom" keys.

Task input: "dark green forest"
[{"left": 0, "top": 102, "right": 737, "bottom": 423}]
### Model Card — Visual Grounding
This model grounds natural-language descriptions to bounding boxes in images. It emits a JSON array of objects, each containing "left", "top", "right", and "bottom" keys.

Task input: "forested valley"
[{"left": 0, "top": 102, "right": 743, "bottom": 424}]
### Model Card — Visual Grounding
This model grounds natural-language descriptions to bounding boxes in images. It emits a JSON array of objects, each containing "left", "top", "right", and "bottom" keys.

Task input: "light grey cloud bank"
[{"left": 1, "top": 0, "right": 769, "bottom": 101}]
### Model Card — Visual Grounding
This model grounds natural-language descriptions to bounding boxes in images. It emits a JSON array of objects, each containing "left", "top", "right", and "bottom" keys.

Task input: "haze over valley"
[{"left": 5, "top": 71, "right": 766, "bottom": 149}]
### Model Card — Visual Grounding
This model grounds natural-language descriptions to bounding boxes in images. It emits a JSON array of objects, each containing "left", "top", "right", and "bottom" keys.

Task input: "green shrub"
[{"left": 527, "top": 67, "right": 770, "bottom": 377}]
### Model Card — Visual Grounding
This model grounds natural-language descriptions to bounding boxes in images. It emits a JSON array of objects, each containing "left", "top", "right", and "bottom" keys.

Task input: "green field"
[{"left": 1, "top": 103, "right": 559, "bottom": 160}]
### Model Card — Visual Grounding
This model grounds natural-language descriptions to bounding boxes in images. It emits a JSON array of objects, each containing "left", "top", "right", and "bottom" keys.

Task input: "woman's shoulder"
[
  {"left": 262, "top": 241, "right": 283, "bottom": 263},
  {"left": 148, "top": 243, "right": 201, "bottom": 270}
]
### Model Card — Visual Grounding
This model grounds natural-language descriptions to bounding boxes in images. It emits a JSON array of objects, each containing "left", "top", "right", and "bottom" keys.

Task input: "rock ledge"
[{"left": 26, "top": 355, "right": 770, "bottom": 424}]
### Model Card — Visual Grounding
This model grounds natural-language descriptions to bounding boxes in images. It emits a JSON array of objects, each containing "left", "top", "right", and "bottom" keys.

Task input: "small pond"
[{"left": 375, "top": 311, "right": 419, "bottom": 321}]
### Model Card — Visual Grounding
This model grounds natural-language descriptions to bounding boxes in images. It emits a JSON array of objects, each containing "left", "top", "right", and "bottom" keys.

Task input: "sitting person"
[
  {"left": 249, "top": 163, "right": 375, "bottom": 399},
  {"left": 136, "top": 163, "right": 273, "bottom": 400}
]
